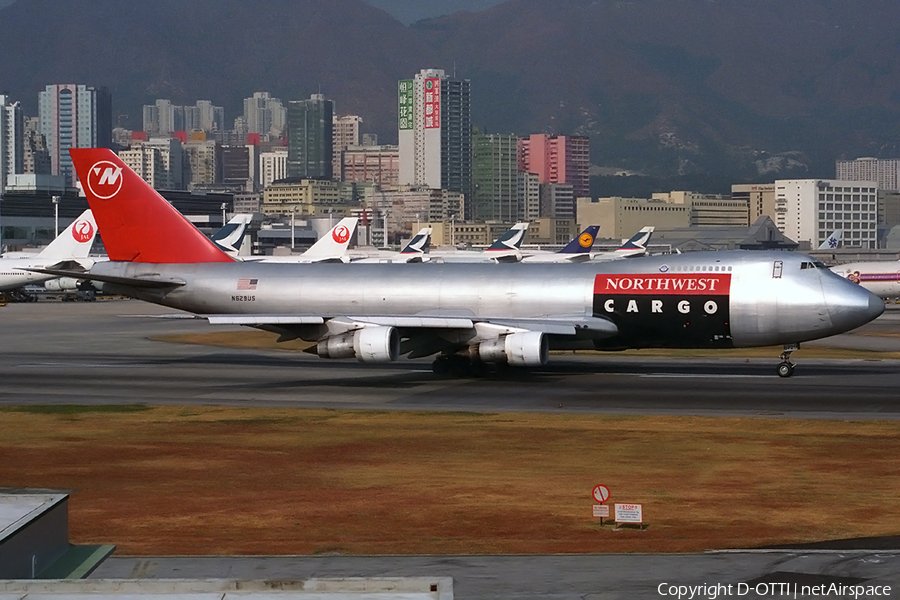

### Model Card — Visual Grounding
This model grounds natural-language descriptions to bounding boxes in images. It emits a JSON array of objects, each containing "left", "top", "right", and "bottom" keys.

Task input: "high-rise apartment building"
[
  {"left": 22, "top": 117, "right": 51, "bottom": 176},
  {"left": 259, "top": 149, "right": 288, "bottom": 189},
  {"left": 243, "top": 92, "right": 286, "bottom": 137},
  {"left": 183, "top": 140, "right": 220, "bottom": 189},
  {"left": 517, "top": 171, "right": 540, "bottom": 221},
  {"left": 1, "top": 95, "right": 24, "bottom": 194},
  {"left": 341, "top": 145, "right": 399, "bottom": 187},
  {"left": 287, "top": 94, "right": 334, "bottom": 180},
  {"left": 144, "top": 99, "right": 224, "bottom": 136},
  {"left": 332, "top": 115, "right": 362, "bottom": 180},
  {"left": 539, "top": 183, "right": 575, "bottom": 219},
  {"left": 221, "top": 145, "right": 258, "bottom": 192},
  {"left": 518, "top": 134, "right": 590, "bottom": 198},
  {"left": 38, "top": 84, "right": 112, "bottom": 185},
  {"left": 836, "top": 158, "right": 900, "bottom": 192},
  {"left": 471, "top": 133, "right": 518, "bottom": 222},
  {"left": 398, "top": 68, "right": 471, "bottom": 213},
  {"left": 119, "top": 145, "right": 169, "bottom": 191},
  {"left": 775, "top": 179, "right": 878, "bottom": 249}
]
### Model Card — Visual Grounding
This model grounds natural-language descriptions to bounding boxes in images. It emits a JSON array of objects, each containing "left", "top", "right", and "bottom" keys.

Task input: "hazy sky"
[{"left": 0, "top": 0, "right": 507, "bottom": 23}]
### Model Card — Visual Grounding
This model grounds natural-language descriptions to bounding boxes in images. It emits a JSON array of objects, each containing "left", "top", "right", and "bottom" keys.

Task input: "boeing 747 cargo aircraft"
[{"left": 34, "top": 149, "right": 885, "bottom": 378}]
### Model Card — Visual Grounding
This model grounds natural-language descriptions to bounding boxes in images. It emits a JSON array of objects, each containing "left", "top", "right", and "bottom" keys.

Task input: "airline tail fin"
[
  {"left": 301, "top": 217, "right": 358, "bottom": 261},
  {"left": 37, "top": 209, "right": 97, "bottom": 260},
  {"left": 818, "top": 229, "right": 842, "bottom": 250},
  {"left": 69, "top": 148, "right": 233, "bottom": 263},
  {"left": 559, "top": 225, "right": 600, "bottom": 254},
  {"left": 486, "top": 222, "right": 529, "bottom": 252},
  {"left": 400, "top": 227, "right": 432, "bottom": 254},
  {"left": 212, "top": 213, "right": 253, "bottom": 255}
]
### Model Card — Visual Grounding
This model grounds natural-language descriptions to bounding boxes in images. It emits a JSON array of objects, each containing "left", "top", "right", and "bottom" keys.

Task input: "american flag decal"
[{"left": 236, "top": 278, "right": 258, "bottom": 290}]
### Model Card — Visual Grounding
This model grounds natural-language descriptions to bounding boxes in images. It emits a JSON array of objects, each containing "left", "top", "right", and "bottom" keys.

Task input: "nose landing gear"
[{"left": 777, "top": 343, "right": 799, "bottom": 378}]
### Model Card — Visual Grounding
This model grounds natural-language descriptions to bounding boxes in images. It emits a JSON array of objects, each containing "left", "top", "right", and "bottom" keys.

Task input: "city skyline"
[{"left": 2, "top": 0, "right": 899, "bottom": 180}]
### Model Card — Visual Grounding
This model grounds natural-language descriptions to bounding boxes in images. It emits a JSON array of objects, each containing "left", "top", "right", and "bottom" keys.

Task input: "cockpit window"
[
  {"left": 813, "top": 261, "right": 826, "bottom": 269},
  {"left": 801, "top": 262, "right": 811, "bottom": 269}
]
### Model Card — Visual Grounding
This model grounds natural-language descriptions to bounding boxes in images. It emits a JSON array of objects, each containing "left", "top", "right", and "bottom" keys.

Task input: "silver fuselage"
[{"left": 93, "top": 250, "right": 883, "bottom": 349}]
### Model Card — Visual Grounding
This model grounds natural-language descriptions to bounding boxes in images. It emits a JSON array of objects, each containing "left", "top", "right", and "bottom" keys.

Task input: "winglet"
[
  {"left": 559, "top": 225, "right": 600, "bottom": 254},
  {"left": 69, "top": 148, "right": 233, "bottom": 263},
  {"left": 37, "top": 209, "right": 97, "bottom": 260}
]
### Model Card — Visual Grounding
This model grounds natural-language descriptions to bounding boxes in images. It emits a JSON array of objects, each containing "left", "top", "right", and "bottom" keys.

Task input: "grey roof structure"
[{"left": 648, "top": 216, "right": 799, "bottom": 252}]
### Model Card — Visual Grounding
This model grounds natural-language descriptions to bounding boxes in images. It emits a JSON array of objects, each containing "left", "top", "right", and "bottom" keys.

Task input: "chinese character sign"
[
  {"left": 398, "top": 79, "right": 413, "bottom": 130},
  {"left": 423, "top": 77, "right": 441, "bottom": 129}
]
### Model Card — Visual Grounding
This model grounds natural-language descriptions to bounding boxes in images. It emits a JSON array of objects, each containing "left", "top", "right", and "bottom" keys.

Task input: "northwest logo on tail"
[
  {"left": 71, "top": 219, "right": 95, "bottom": 243},
  {"left": 87, "top": 162, "right": 124, "bottom": 199}
]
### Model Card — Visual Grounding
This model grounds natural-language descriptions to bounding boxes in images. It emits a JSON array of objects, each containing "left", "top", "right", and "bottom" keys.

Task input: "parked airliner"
[
  {"left": 0, "top": 209, "right": 97, "bottom": 293},
  {"left": 831, "top": 260, "right": 900, "bottom": 300}
]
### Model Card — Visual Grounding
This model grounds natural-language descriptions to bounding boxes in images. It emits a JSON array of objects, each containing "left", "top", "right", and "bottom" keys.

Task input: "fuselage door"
[{"left": 772, "top": 260, "right": 783, "bottom": 279}]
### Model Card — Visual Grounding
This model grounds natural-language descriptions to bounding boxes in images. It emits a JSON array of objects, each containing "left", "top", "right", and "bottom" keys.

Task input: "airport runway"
[
  {"left": 1, "top": 300, "right": 900, "bottom": 419},
  {"left": 0, "top": 300, "right": 900, "bottom": 419},
  {"left": 5, "top": 300, "right": 900, "bottom": 598}
]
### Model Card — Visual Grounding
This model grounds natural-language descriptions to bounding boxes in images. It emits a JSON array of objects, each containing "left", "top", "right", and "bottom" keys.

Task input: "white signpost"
[{"left": 614, "top": 503, "right": 644, "bottom": 529}]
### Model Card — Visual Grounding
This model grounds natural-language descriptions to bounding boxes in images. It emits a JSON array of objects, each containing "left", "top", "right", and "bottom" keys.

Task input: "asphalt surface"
[
  {"left": 91, "top": 552, "right": 900, "bottom": 600},
  {"left": 3, "top": 299, "right": 900, "bottom": 598},
  {"left": 1, "top": 300, "right": 899, "bottom": 419}
]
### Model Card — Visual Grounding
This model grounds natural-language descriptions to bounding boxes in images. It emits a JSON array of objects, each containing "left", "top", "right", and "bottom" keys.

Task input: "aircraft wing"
[
  {"left": 26, "top": 267, "right": 186, "bottom": 289},
  {"left": 198, "top": 312, "right": 617, "bottom": 337}
]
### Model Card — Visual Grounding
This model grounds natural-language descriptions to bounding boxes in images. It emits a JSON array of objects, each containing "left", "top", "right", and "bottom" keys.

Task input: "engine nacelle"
[
  {"left": 478, "top": 331, "right": 548, "bottom": 366},
  {"left": 44, "top": 277, "right": 80, "bottom": 292},
  {"left": 316, "top": 326, "right": 399, "bottom": 362}
]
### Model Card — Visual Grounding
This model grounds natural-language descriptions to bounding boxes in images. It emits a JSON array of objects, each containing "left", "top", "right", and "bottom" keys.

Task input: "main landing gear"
[
  {"left": 431, "top": 354, "right": 489, "bottom": 378},
  {"left": 777, "top": 343, "right": 800, "bottom": 378}
]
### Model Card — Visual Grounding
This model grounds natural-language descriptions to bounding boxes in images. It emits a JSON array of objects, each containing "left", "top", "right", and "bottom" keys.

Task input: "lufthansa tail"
[
  {"left": 69, "top": 148, "right": 234, "bottom": 263},
  {"left": 559, "top": 225, "right": 600, "bottom": 254}
]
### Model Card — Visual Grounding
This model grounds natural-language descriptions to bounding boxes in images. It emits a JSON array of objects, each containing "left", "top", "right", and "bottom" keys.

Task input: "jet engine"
[
  {"left": 316, "top": 326, "right": 400, "bottom": 362},
  {"left": 44, "top": 277, "right": 81, "bottom": 292},
  {"left": 477, "top": 331, "right": 548, "bottom": 366}
]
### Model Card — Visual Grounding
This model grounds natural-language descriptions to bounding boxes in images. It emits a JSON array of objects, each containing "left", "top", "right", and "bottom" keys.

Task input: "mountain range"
[{"left": 1, "top": 0, "right": 899, "bottom": 180}]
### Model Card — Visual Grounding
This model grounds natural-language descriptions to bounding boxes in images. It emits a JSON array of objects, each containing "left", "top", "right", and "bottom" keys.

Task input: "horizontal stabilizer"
[{"left": 26, "top": 268, "right": 185, "bottom": 289}]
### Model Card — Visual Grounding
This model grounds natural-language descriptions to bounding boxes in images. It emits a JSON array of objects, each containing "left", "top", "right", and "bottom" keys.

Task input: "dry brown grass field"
[{"left": 3, "top": 406, "right": 900, "bottom": 555}]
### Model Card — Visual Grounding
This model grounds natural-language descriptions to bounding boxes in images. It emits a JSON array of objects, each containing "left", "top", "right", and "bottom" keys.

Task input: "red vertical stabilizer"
[{"left": 70, "top": 148, "right": 234, "bottom": 263}]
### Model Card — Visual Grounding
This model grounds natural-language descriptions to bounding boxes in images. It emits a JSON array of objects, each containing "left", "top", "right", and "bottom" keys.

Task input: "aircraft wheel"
[
  {"left": 776, "top": 362, "right": 794, "bottom": 378},
  {"left": 431, "top": 355, "right": 450, "bottom": 375},
  {"left": 448, "top": 355, "right": 473, "bottom": 377}
]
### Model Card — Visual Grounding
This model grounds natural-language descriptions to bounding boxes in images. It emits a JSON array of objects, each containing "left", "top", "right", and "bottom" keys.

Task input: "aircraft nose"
[{"left": 824, "top": 275, "right": 885, "bottom": 333}]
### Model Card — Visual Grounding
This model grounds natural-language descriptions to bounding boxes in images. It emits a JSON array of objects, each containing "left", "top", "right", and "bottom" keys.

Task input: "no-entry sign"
[{"left": 592, "top": 484, "right": 610, "bottom": 503}]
